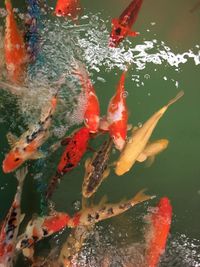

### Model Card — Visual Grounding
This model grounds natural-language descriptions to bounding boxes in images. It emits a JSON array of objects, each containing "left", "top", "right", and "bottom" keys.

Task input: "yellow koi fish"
[{"left": 115, "top": 91, "right": 184, "bottom": 176}]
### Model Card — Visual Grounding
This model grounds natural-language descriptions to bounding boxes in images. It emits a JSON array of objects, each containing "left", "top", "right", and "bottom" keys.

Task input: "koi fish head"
[
  {"left": 54, "top": 0, "right": 81, "bottom": 19},
  {"left": 109, "top": 19, "right": 138, "bottom": 47},
  {"left": 109, "top": 19, "right": 129, "bottom": 47},
  {"left": 2, "top": 149, "right": 24, "bottom": 173}
]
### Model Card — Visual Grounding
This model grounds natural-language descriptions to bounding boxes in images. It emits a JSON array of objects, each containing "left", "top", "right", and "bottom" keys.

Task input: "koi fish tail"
[
  {"left": 5, "top": 0, "right": 12, "bottom": 12},
  {"left": 45, "top": 172, "right": 62, "bottom": 199},
  {"left": 167, "top": 90, "right": 184, "bottom": 108},
  {"left": 15, "top": 166, "right": 28, "bottom": 185}
]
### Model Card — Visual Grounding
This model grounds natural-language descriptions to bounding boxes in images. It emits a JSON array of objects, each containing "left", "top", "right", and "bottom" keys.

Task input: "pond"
[{"left": 0, "top": 0, "right": 200, "bottom": 266}]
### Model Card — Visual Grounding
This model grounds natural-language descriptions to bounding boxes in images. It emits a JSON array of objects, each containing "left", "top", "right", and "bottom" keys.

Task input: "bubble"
[
  {"left": 144, "top": 74, "right": 150, "bottom": 79},
  {"left": 121, "top": 91, "right": 129, "bottom": 98}
]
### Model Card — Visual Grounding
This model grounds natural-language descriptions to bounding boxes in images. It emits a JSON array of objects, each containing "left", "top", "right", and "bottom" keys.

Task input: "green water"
[{"left": 0, "top": 0, "right": 200, "bottom": 266}]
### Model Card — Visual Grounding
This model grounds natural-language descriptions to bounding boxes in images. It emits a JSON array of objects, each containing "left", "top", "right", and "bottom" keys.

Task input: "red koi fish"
[
  {"left": 0, "top": 167, "right": 27, "bottom": 266},
  {"left": 4, "top": 0, "right": 28, "bottom": 83},
  {"left": 46, "top": 126, "right": 90, "bottom": 199},
  {"left": 2, "top": 95, "right": 57, "bottom": 173},
  {"left": 54, "top": 0, "right": 81, "bottom": 20},
  {"left": 107, "top": 72, "right": 128, "bottom": 151},
  {"left": 109, "top": 0, "right": 144, "bottom": 47},
  {"left": 145, "top": 197, "right": 172, "bottom": 267},
  {"left": 17, "top": 189, "right": 154, "bottom": 251},
  {"left": 73, "top": 62, "right": 100, "bottom": 133}
]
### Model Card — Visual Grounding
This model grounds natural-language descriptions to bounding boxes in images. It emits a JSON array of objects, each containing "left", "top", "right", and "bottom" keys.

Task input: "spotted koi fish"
[
  {"left": 145, "top": 197, "right": 172, "bottom": 267},
  {"left": 16, "top": 189, "right": 154, "bottom": 250},
  {"left": 0, "top": 167, "right": 28, "bottom": 266},
  {"left": 82, "top": 137, "right": 113, "bottom": 198},
  {"left": 4, "top": 0, "right": 28, "bottom": 83},
  {"left": 46, "top": 126, "right": 90, "bottom": 199},
  {"left": 109, "top": 0, "right": 144, "bottom": 47},
  {"left": 2, "top": 94, "right": 57, "bottom": 173}
]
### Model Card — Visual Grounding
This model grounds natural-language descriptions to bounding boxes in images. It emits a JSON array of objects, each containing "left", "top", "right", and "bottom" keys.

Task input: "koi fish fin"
[
  {"left": 137, "top": 152, "right": 147, "bottom": 162},
  {"left": 15, "top": 166, "right": 28, "bottom": 184},
  {"left": 127, "top": 124, "right": 132, "bottom": 131},
  {"left": 166, "top": 90, "right": 184, "bottom": 108},
  {"left": 131, "top": 189, "right": 156, "bottom": 205},
  {"left": 7, "top": 132, "right": 18, "bottom": 147},
  {"left": 145, "top": 156, "right": 155, "bottom": 167},
  {"left": 61, "top": 137, "right": 71, "bottom": 146},
  {"left": 128, "top": 30, "right": 139, "bottom": 37},
  {"left": 20, "top": 213, "right": 25, "bottom": 223},
  {"left": 98, "top": 195, "right": 108, "bottom": 207},
  {"left": 102, "top": 168, "right": 110, "bottom": 180},
  {"left": 48, "top": 141, "right": 61, "bottom": 153},
  {"left": 30, "top": 151, "right": 45, "bottom": 160},
  {"left": 82, "top": 196, "right": 89, "bottom": 209}
]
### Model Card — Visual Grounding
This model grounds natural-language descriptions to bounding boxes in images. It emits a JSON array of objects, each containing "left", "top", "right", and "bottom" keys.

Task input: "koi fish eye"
[
  {"left": 14, "top": 157, "right": 20, "bottom": 162},
  {"left": 115, "top": 27, "right": 122, "bottom": 35}
]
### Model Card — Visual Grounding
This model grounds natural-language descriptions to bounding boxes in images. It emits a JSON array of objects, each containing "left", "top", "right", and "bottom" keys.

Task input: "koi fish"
[
  {"left": 109, "top": 0, "right": 144, "bottom": 47},
  {"left": 54, "top": 0, "right": 81, "bottom": 20},
  {"left": 82, "top": 138, "right": 113, "bottom": 198},
  {"left": 145, "top": 197, "right": 172, "bottom": 267},
  {"left": 46, "top": 126, "right": 90, "bottom": 199},
  {"left": 2, "top": 94, "right": 57, "bottom": 173},
  {"left": 4, "top": 0, "right": 28, "bottom": 83},
  {"left": 137, "top": 139, "right": 169, "bottom": 166},
  {"left": 115, "top": 91, "right": 184, "bottom": 176},
  {"left": 71, "top": 189, "right": 155, "bottom": 227},
  {"left": 0, "top": 167, "right": 28, "bottom": 266},
  {"left": 107, "top": 71, "right": 128, "bottom": 151},
  {"left": 72, "top": 61, "right": 100, "bottom": 133},
  {"left": 17, "top": 189, "right": 154, "bottom": 250},
  {"left": 16, "top": 212, "right": 72, "bottom": 251}
]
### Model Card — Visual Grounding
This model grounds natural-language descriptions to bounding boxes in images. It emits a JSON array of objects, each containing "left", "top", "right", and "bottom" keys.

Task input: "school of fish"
[{"left": 0, "top": 0, "right": 184, "bottom": 266}]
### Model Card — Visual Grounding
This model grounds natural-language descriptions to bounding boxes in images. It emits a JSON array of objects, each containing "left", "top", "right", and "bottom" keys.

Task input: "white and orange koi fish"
[{"left": 107, "top": 71, "right": 128, "bottom": 151}]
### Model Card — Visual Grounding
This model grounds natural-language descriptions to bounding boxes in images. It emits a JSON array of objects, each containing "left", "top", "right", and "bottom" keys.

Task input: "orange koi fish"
[
  {"left": 2, "top": 95, "right": 57, "bottom": 173},
  {"left": 145, "top": 197, "right": 172, "bottom": 267},
  {"left": 4, "top": 0, "right": 28, "bottom": 83},
  {"left": 0, "top": 167, "right": 27, "bottom": 266},
  {"left": 109, "top": 0, "right": 144, "bottom": 47},
  {"left": 107, "top": 71, "right": 128, "bottom": 151},
  {"left": 73, "top": 62, "right": 100, "bottom": 133},
  {"left": 54, "top": 0, "right": 81, "bottom": 20},
  {"left": 17, "top": 189, "right": 154, "bottom": 250},
  {"left": 46, "top": 126, "right": 90, "bottom": 199}
]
